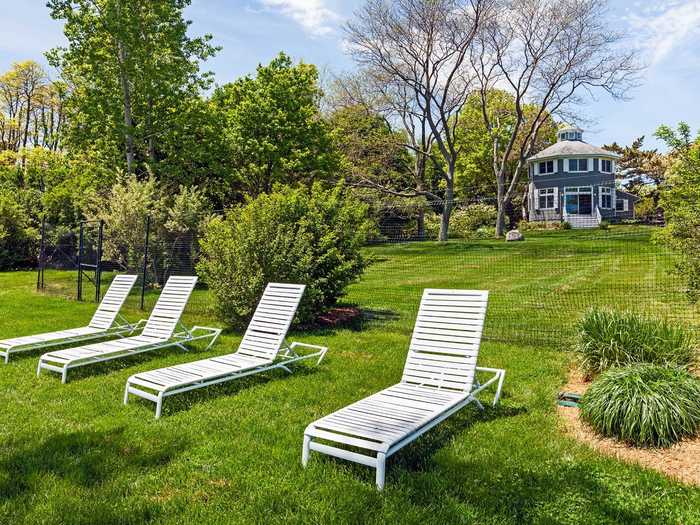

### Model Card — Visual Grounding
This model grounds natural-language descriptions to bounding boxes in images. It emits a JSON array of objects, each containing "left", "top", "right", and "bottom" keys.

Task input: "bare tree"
[
  {"left": 346, "top": 0, "right": 493, "bottom": 241},
  {"left": 471, "top": 0, "right": 640, "bottom": 236}
]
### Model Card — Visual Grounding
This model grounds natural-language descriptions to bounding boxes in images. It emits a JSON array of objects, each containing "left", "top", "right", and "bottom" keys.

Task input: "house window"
[
  {"left": 601, "top": 159, "right": 613, "bottom": 173},
  {"left": 600, "top": 187, "right": 612, "bottom": 209},
  {"left": 616, "top": 198, "right": 628, "bottom": 212},
  {"left": 568, "top": 158, "right": 589, "bottom": 172},
  {"left": 538, "top": 160, "right": 554, "bottom": 174},
  {"left": 538, "top": 188, "right": 556, "bottom": 209}
]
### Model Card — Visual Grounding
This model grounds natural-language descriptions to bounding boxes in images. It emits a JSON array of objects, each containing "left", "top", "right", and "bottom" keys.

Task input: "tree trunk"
[
  {"left": 416, "top": 207, "right": 425, "bottom": 240},
  {"left": 521, "top": 185, "right": 529, "bottom": 224},
  {"left": 117, "top": 41, "right": 135, "bottom": 174},
  {"left": 495, "top": 172, "right": 507, "bottom": 237},
  {"left": 439, "top": 176, "right": 455, "bottom": 242}
]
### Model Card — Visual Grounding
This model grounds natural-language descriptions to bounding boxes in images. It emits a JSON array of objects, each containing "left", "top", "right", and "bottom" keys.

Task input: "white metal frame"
[
  {"left": 36, "top": 276, "right": 221, "bottom": 383},
  {"left": 0, "top": 274, "right": 139, "bottom": 363},
  {"left": 123, "top": 283, "right": 327, "bottom": 419},
  {"left": 302, "top": 289, "right": 506, "bottom": 490},
  {"left": 125, "top": 340, "right": 327, "bottom": 418}
]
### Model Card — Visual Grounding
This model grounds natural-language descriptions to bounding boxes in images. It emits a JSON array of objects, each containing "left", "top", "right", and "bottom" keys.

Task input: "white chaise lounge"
[
  {"left": 37, "top": 276, "right": 221, "bottom": 383},
  {"left": 124, "top": 283, "right": 327, "bottom": 418},
  {"left": 0, "top": 274, "right": 139, "bottom": 363},
  {"left": 302, "top": 289, "right": 505, "bottom": 490}
]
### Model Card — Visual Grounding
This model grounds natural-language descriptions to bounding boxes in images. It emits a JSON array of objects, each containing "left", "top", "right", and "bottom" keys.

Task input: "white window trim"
[
  {"left": 537, "top": 187, "right": 558, "bottom": 210},
  {"left": 599, "top": 187, "right": 612, "bottom": 209},
  {"left": 615, "top": 197, "right": 629, "bottom": 213},
  {"left": 568, "top": 158, "right": 590, "bottom": 173},
  {"left": 600, "top": 158, "right": 614, "bottom": 174}
]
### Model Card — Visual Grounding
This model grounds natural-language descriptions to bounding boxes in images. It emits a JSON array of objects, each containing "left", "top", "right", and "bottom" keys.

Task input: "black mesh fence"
[{"left": 33, "top": 197, "right": 699, "bottom": 346}]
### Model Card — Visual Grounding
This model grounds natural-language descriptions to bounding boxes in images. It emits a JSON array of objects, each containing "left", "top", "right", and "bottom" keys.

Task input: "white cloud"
[
  {"left": 259, "top": 0, "right": 340, "bottom": 37},
  {"left": 626, "top": 0, "right": 700, "bottom": 66}
]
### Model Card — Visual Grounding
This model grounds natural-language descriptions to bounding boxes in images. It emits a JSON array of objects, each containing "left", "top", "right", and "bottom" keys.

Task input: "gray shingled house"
[{"left": 527, "top": 126, "right": 638, "bottom": 228}]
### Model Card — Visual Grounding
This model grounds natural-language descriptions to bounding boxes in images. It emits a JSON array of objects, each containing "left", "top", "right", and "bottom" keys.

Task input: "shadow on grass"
[
  {"left": 316, "top": 403, "right": 526, "bottom": 485},
  {"left": 131, "top": 362, "right": 323, "bottom": 419},
  {"left": 0, "top": 427, "right": 186, "bottom": 503}
]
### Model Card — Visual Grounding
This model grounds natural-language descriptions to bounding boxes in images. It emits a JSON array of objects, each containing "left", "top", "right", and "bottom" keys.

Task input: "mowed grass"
[{"left": 0, "top": 226, "right": 699, "bottom": 524}]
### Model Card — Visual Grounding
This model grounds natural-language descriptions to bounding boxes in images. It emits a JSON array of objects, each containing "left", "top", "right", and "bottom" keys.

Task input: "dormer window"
[{"left": 538, "top": 160, "right": 554, "bottom": 174}]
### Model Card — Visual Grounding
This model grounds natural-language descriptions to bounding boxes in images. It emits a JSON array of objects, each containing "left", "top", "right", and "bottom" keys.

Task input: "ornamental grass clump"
[
  {"left": 575, "top": 308, "right": 697, "bottom": 377},
  {"left": 580, "top": 364, "right": 700, "bottom": 447}
]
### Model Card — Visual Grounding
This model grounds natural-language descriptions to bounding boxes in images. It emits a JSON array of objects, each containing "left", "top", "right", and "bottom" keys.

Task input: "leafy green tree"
[
  {"left": 47, "top": 0, "right": 218, "bottom": 177},
  {"left": 655, "top": 122, "right": 700, "bottom": 302},
  {"left": 212, "top": 53, "right": 339, "bottom": 199},
  {"left": 0, "top": 189, "right": 38, "bottom": 269}
]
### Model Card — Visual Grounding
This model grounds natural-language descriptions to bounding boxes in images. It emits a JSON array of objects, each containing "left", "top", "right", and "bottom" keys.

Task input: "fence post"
[
  {"left": 36, "top": 218, "right": 46, "bottom": 290},
  {"left": 140, "top": 216, "right": 151, "bottom": 310},
  {"left": 95, "top": 219, "right": 104, "bottom": 302},
  {"left": 77, "top": 221, "right": 84, "bottom": 301}
]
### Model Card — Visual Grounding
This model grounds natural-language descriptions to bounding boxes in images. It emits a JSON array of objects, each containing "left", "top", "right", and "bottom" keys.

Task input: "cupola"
[{"left": 558, "top": 126, "right": 583, "bottom": 142}]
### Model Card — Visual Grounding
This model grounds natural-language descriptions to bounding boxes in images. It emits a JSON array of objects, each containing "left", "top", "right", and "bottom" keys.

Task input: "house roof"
[{"left": 528, "top": 141, "right": 620, "bottom": 161}]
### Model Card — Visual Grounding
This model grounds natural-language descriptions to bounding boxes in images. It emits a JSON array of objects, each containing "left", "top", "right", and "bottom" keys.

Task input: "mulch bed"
[
  {"left": 558, "top": 367, "right": 700, "bottom": 487},
  {"left": 316, "top": 307, "right": 362, "bottom": 328}
]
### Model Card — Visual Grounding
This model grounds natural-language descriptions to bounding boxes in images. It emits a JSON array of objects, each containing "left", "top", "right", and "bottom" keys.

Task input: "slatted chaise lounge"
[
  {"left": 124, "top": 283, "right": 327, "bottom": 419},
  {"left": 302, "top": 289, "right": 506, "bottom": 490},
  {"left": 0, "top": 274, "right": 139, "bottom": 364},
  {"left": 37, "top": 276, "right": 221, "bottom": 383}
]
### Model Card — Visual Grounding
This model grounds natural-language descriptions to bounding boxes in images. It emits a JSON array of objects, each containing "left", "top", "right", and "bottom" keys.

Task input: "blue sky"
[{"left": 1, "top": 0, "right": 699, "bottom": 150}]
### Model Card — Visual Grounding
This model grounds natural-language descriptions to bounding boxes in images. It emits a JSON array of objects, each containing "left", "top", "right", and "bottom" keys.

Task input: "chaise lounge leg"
[
  {"left": 123, "top": 384, "right": 130, "bottom": 405},
  {"left": 155, "top": 393, "right": 164, "bottom": 419},
  {"left": 61, "top": 368, "right": 68, "bottom": 384},
  {"left": 302, "top": 435, "right": 311, "bottom": 467},
  {"left": 376, "top": 453, "right": 386, "bottom": 490},
  {"left": 494, "top": 370, "right": 506, "bottom": 406},
  {"left": 4, "top": 352, "right": 9, "bottom": 364}
]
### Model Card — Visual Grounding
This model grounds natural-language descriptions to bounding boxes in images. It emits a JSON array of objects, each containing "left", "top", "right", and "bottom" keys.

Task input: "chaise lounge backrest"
[
  {"left": 401, "top": 289, "right": 489, "bottom": 393},
  {"left": 88, "top": 275, "right": 139, "bottom": 330},
  {"left": 140, "top": 276, "right": 198, "bottom": 340},
  {"left": 236, "top": 283, "right": 306, "bottom": 362}
]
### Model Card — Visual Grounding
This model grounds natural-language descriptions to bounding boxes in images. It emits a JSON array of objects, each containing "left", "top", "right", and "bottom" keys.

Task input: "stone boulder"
[{"left": 506, "top": 229, "right": 524, "bottom": 242}]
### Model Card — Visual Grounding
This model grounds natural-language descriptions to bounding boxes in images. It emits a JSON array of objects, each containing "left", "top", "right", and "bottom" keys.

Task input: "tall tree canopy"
[
  {"left": 47, "top": 0, "right": 218, "bottom": 177},
  {"left": 212, "top": 53, "right": 339, "bottom": 199}
]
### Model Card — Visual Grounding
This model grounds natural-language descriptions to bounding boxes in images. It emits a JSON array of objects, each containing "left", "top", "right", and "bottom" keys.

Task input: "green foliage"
[
  {"left": 598, "top": 220, "right": 610, "bottom": 230},
  {"left": 575, "top": 308, "right": 697, "bottom": 377},
  {"left": 198, "top": 183, "right": 373, "bottom": 328},
  {"left": 451, "top": 204, "right": 498, "bottom": 236},
  {"left": 0, "top": 190, "right": 38, "bottom": 269},
  {"left": 518, "top": 220, "right": 566, "bottom": 232},
  {"left": 90, "top": 175, "right": 211, "bottom": 278},
  {"left": 212, "top": 53, "right": 339, "bottom": 200},
  {"left": 654, "top": 122, "right": 700, "bottom": 302},
  {"left": 581, "top": 364, "right": 700, "bottom": 447},
  {"left": 47, "top": 0, "right": 218, "bottom": 180},
  {"left": 454, "top": 89, "right": 557, "bottom": 202}
]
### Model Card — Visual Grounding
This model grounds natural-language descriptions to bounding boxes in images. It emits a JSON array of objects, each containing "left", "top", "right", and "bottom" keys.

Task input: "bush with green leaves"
[
  {"left": 197, "top": 183, "right": 374, "bottom": 328},
  {"left": 424, "top": 203, "right": 498, "bottom": 240},
  {"left": 575, "top": 308, "right": 697, "bottom": 377},
  {"left": 0, "top": 190, "right": 38, "bottom": 270},
  {"left": 581, "top": 364, "right": 700, "bottom": 447}
]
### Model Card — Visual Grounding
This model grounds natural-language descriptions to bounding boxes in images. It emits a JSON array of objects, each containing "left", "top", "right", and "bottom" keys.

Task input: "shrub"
[
  {"left": 518, "top": 220, "right": 564, "bottom": 232},
  {"left": 197, "top": 183, "right": 374, "bottom": 328},
  {"left": 580, "top": 364, "right": 700, "bottom": 447},
  {"left": 561, "top": 221, "right": 571, "bottom": 230},
  {"left": 598, "top": 220, "right": 610, "bottom": 230},
  {"left": 0, "top": 190, "right": 38, "bottom": 270},
  {"left": 450, "top": 203, "right": 497, "bottom": 237},
  {"left": 575, "top": 308, "right": 697, "bottom": 377}
]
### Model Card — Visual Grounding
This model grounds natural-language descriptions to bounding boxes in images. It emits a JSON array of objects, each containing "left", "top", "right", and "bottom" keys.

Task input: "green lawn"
[{"left": 1, "top": 227, "right": 699, "bottom": 524}]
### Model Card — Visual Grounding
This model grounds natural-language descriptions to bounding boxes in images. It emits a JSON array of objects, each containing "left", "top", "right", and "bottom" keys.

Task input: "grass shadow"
[
  {"left": 0, "top": 427, "right": 186, "bottom": 502},
  {"left": 132, "top": 362, "right": 323, "bottom": 419}
]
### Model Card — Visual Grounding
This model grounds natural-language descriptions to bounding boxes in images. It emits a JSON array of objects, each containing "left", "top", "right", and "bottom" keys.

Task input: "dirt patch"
[{"left": 558, "top": 367, "right": 700, "bottom": 486}]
